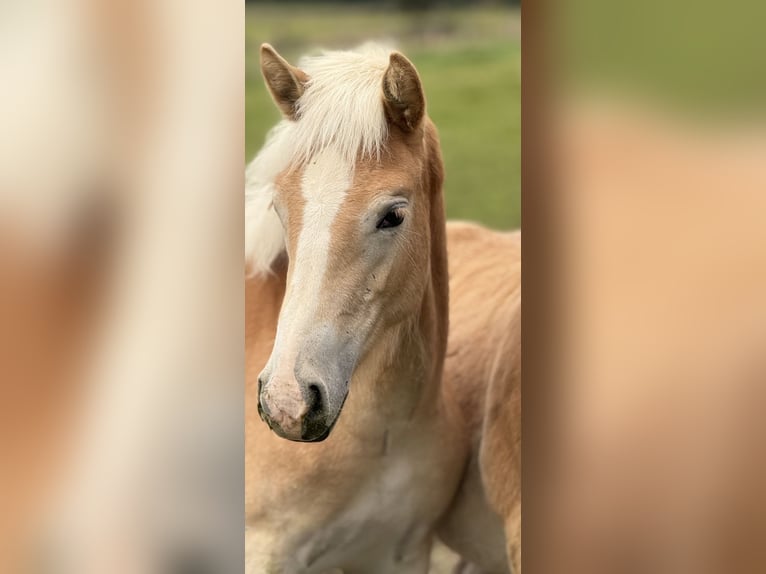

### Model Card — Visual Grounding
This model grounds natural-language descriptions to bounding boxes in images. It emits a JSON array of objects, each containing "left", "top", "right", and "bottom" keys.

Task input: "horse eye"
[{"left": 377, "top": 208, "right": 405, "bottom": 229}]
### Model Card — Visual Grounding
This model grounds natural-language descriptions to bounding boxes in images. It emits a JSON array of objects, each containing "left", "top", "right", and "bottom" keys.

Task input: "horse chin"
[
  {"left": 298, "top": 421, "right": 335, "bottom": 443},
  {"left": 267, "top": 417, "right": 335, "bottom": 443}
]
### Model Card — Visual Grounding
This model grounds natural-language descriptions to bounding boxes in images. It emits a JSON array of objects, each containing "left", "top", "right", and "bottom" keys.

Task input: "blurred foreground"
[
  {"left": 533, "top": 0, "right": 766, "bottom": 570},
  {"left": 543, "top": 97, "right": 766, "bottom": 573},
  {"left": 0, "top": 0, "right": 243, "bottom": 572}
]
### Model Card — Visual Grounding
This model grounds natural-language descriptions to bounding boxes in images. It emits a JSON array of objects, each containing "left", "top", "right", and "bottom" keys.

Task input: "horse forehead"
[
  {"left": 275, "top": 142, "right": 417, "bottom": 213},
  {"left": 275, "top": 150, "right": 350, "bottom": 197},
  {"left": 302, "top": 148, "right": 354, "bottom": 199}
]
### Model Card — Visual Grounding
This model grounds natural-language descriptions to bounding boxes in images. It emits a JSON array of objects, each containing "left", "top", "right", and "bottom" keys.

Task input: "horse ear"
[
  {"left": 382, "top": 52, "right": 425, "bottom": 132},
  {"left": 260, "top": 44, "right": 308, "bottom": 120}
]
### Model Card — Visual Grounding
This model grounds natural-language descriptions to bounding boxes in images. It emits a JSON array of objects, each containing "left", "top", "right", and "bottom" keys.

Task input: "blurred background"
[{"left": 246, "top": 0, "right": 521, "bottom": 230}]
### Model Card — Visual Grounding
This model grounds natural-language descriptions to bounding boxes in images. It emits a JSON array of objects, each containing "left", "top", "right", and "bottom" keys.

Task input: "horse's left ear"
[{"left": 382, "top": 52, "right": 425, "bottom": 132}]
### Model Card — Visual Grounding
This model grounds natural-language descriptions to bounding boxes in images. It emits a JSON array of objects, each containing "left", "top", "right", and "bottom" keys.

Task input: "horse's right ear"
[{"left": 260, "top": 44, "right": 308, "bottom": 120}]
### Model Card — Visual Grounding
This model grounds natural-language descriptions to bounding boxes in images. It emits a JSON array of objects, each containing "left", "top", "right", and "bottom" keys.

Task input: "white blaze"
[{"left": 269, "top": 148, "right": 352, "bottom": 372}]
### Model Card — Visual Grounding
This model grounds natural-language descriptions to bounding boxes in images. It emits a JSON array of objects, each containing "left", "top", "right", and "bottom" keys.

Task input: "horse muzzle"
[{"left": 257, "top": 374, "right": 345, "bottom": 442}]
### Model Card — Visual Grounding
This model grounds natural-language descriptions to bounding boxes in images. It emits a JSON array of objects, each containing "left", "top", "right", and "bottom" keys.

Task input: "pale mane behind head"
[{"left": 245, "top": 43, "right": 392, "bottom": 276}]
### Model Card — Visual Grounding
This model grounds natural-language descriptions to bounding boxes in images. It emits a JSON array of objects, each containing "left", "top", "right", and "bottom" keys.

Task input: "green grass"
[{"left": 246, "top": 4, "right": 520, "bottom": 230}]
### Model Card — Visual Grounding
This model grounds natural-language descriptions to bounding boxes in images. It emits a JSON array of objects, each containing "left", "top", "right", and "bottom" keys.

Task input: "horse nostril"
[
  {"left": 306, "top": 383, "right": 324, "bottom": 418},
  {"left": 300, "top": 383, "right": 328, "bottom": 441}
]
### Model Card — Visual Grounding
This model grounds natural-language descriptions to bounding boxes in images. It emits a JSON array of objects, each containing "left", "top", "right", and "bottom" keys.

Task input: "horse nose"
[{"left": 257, "top": 372, "right": 332, "bottom": 442}]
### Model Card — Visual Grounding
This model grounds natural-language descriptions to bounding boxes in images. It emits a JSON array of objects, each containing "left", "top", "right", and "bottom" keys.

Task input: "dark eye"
[{"left": 377, "top": 207, "right": 405, "bottom": 229}]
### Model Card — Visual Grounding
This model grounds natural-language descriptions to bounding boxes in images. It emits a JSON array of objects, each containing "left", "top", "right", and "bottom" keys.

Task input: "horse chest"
[
  {"left": 247, "top": 409, "right": 461, "bottom": 573},
  {"left": 292, "top": 456, "right": 431, "bottom": 573}
]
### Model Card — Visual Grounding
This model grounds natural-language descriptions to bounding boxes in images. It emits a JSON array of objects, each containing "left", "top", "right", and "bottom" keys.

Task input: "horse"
[
  {"left": 245, "top": 42, "right": 466, "bottom": 573},
  {"left": 245, "top": 43, "right": 521, "bottom": 573}
]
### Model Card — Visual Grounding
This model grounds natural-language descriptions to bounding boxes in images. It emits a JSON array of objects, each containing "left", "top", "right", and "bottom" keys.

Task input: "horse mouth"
[{"left": 266, "top": 417, "right": 333, "bottom": 443}]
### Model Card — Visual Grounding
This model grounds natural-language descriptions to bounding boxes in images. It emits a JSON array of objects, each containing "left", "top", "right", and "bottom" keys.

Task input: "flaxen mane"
[{"left": 245, "top": 44, "right": 394, "bottom": 276}]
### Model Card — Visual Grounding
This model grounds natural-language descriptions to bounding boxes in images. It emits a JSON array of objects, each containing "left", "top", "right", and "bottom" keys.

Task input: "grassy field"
[{"left": 246, "top": 3, "right": 521, "bottom": 230}]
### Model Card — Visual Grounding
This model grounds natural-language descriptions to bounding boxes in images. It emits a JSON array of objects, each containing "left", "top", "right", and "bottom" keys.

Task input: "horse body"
[{"left": 438, "top": 224, "right": 522, "bottom": 574}]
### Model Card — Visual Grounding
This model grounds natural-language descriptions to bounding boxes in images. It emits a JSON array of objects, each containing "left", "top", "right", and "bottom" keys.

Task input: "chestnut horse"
[{"left": 245, "top": 43, "right": 521, "bottom": 573}]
